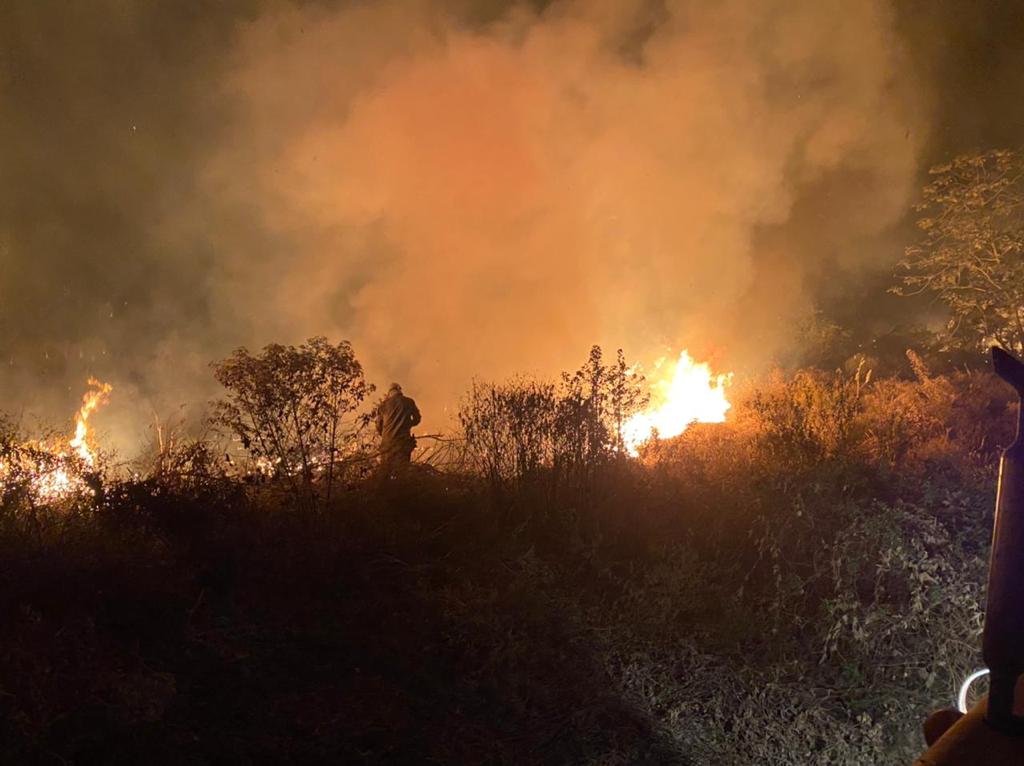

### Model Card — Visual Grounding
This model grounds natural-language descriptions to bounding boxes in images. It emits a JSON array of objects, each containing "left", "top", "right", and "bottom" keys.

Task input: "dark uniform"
[{"left": 375, "top": 384, "right": 421, "bottom": 477}]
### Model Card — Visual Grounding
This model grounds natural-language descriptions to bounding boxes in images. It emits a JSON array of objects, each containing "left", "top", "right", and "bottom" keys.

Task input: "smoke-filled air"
[{"left": 2, "top": 0, "right": 923, "bottom": 449}]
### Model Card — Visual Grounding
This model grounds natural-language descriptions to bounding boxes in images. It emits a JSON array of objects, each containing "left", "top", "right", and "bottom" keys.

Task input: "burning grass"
[
  {"left": 0, "top": 379, "right": 111, "bottom": 505},
  {"left": 0, "top": 348, "right": 1015, "bottom": 764},
  {"left": 623, "top": 350, "right": 733, "bottom": 454}
]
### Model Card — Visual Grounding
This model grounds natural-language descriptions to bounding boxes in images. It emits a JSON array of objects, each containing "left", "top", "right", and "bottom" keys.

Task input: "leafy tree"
[
  {"left": 211, "top": 337, "right": 373, "bottom": 502},
  {"left": 896, "top": 149, "right": 1024, "bottom": 354}
]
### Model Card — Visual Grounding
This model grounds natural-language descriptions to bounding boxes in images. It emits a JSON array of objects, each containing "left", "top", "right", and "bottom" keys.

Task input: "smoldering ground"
[{"left": 0, "top": 0, "right": 978, "bottom": 450}]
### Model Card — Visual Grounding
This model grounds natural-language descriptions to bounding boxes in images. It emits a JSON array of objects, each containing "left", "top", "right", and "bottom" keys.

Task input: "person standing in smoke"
[{"left": 375, "top": 383, "right": 421, "bottom": 478}]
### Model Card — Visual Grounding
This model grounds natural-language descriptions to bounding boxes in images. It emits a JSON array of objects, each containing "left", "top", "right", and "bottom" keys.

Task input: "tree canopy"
[{"left": 896, "top": 149, "right": 1024, "bottom": 354}]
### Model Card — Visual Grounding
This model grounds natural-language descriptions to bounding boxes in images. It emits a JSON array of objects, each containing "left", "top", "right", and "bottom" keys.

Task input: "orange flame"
[
  {"left": 623, "top": 351, "right": 731, "bottom": 455},
  {"left": 0, "top": 378, "right": 112, "bottom": 502},
  {"left": 68, "top": 378, "right": 112, "bottom": 467}
]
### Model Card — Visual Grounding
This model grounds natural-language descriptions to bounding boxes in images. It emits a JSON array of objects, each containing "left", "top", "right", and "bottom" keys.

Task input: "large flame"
[
  {"left": 623, "top": 351, "right": 732, "bottom": 455},
  {"left": 0, "top": 378, "right": 112, "bottom": 502}
]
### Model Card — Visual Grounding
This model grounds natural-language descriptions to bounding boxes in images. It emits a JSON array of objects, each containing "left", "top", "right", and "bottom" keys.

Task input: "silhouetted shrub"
[
  {"left": 459, "top": 346, "right": 646, "bottom": 498},
  {"left": 210, "top": 336, "right": 374, "bottom": 504},
  {"left": 460, "top": 376, "right": 556, "bottom": 489}
]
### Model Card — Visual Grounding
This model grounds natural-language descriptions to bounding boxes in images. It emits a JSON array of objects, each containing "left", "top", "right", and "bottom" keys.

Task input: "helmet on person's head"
[{"left": 388, "top": 382, "right": 402, "bottom": 395}]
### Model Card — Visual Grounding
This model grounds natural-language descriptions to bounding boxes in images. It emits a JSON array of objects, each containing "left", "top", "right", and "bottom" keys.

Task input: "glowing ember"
[
  {"left": 30, "top": 464, "right": 78, "bottom": 500},
  {"left": 623, "top": 351, "right": 732, "bottom": 455}
]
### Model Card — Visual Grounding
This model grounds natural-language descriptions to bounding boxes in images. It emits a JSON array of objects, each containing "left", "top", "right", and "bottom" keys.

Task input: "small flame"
[
  {"left": 68, "top": 378, "right": 113, "bottom": 467},
  {"left": 623, "top": 350, "right": 731, "bottom": 455}
]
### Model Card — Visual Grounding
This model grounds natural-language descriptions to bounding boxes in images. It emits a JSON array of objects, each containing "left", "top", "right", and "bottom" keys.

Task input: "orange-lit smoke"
[{"left": 203, "top": 0, "right": 923, "bottom": 421}]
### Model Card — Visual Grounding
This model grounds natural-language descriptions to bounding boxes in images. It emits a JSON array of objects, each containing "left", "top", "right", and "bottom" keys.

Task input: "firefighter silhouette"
[{"left": 375, "top": 383, "right": 421, "bottom": 477}]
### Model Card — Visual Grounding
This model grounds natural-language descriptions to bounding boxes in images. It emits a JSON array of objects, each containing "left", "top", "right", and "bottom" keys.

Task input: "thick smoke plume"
[
  {"left": 1, "top": 0, "right": 923, "bottom": 448},
  {"left": 208, "top": 0, "right": 923, "bottom": 422}
]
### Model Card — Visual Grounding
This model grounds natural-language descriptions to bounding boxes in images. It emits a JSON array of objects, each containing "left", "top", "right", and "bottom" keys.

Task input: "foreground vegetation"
[{"left": 0, "top": 346, "right": 1017, "bottom": 765}]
